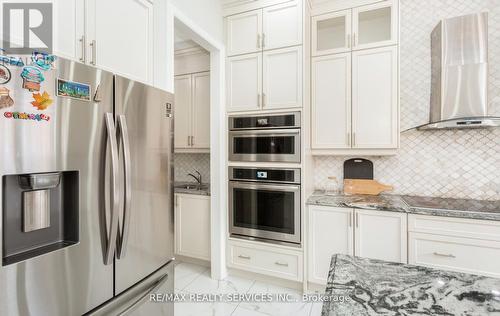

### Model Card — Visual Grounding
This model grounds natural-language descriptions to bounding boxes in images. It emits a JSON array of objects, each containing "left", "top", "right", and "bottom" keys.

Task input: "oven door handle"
[
  {"left": 229, "top": 182, "right": 300, "bottom": 192},
  {"left": 229, "top": 129, "right": 300, "bottom": 136}
]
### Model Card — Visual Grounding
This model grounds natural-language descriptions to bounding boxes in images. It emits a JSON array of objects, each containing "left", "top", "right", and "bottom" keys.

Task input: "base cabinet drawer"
[
  {"left": 228, "top": 240, "right": 303, "bottom": 281},
  {"left": 409, "top": 232, "right": 500, "bottom": 278}
]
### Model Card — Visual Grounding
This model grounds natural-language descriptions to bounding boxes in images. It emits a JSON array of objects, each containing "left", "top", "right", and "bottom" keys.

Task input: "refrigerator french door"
[{"left": 0, "top": 56, "right": 174, "bottom": 316}]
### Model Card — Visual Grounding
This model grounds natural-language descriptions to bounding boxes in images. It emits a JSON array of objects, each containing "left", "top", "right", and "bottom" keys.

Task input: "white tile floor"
[{"left": 174, "top": 262, "right": 323, "bottom": 316}]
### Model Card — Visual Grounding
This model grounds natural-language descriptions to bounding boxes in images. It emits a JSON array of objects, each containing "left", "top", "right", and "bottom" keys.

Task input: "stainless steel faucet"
[{"left": 187, "top": 170, "right": 202, "bottom": 185}]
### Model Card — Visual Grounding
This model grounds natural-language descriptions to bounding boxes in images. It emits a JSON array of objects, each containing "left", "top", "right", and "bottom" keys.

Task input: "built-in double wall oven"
[
  {"left": 229, "top": 167, "right": 301, "bottom": 244},
  {"left": 228, "top": 112, "right": 301, "bottom": 163}
]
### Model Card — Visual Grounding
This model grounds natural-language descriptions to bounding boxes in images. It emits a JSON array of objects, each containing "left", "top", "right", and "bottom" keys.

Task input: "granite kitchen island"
[{"left": 322, "top": 254, "right": 500, "bottom": 315}]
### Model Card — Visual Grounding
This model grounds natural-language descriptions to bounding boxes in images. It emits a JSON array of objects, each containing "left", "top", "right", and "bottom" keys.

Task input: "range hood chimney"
[{"left": 418, "top": 12, "right": 500, "bottom": 130}]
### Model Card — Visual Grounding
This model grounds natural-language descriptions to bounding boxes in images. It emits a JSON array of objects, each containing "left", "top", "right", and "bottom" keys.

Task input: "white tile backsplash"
[
  {"left": 174, "top": 153, "right": 210, "bottom": 183},
  {"left": 313, "top": 0, "right": 500, "bottom": 201}
]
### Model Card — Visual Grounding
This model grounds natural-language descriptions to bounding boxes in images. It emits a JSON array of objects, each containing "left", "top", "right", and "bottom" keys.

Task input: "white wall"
[{"left": 169, "top": 0, "right": 224, "bottom": 43}]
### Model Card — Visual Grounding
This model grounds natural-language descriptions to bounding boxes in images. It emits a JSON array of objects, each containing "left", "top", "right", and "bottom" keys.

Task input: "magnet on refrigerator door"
[
  {"left": 57, "top": 78, "right": 91, "bottom": 101},
  {"left": 31, "top": 91, "right": 53, "bottom": 111},
  {"left": 20, "top": 66, "right": 44, "bottom": 92},
  {"left": 0, "top": 65, "right": 11, "bottom": 84},
  {"left": 0, "top": 87, "right": 14, "bottom": 109},
  {"left": 31, "top": 51, "right": 56, "bottom": 71}
]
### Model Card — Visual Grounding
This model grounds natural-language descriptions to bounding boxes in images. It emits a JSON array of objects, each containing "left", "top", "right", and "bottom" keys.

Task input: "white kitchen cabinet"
[
  {"left": 311, "top": 1, "right": 397, "bottom": 56},
  {"left": 226, "top": 9, "right": 262, "bottom": 56},
  {"left": 312, "top": 10, "right": 351, "bottom": 56},
  {"left": 192, "top": 72, "right": 211, "bottom": 149},
  {"left": 228, "top": 238, "right": 303, "bottom": 282},
  {"left": 311, "top": 53, "right": 351, "bottom": 149},
  {"left": 53, "top": 0, "right": 157, "bottom": 84},
  {"left": 227, "top": 53, "right": 262, "bottom": 112},
  {"left": 311, "top": 46, "right": 398, "bottom": 152},
  {"left": 53, "top": 0, "right": 85, "bottom": 62},
  {"left": 226, "top": 0, "right": 302, "bottom": 56},
  {"left": 262, "top": 46, "right": 302, "bottom": 109},
  {"left": 174, "top": 75, "right": 192, "bottom": 149},
  {"left": 354, "top": 209, "right": 407, "bottom": 263},
  {"left": 174, "top": 72, "right": 210, "bottom": 151},
  {"left": 175, "top": 194, "right": 211, "bottom": 261},
  {"left": 352, "top": 46, "right": 398, "bottom": 149},
  {"left": 87, "top": 0, "right": 154, "bottom": 83},
  {"left": 308, "top": 206, "right": 353, "bottom": 284},
  {"left": 408, "top": 214, "right": 500, "bottom": 278},
  {"left": 262, "top": 0, "right": 302, "bottom": 51},
  {"left": 308, "top": 206, "right": 408, "bottom": 285},
  {"left": 352, "top": 1, "right": 398, "bottom": 51}
]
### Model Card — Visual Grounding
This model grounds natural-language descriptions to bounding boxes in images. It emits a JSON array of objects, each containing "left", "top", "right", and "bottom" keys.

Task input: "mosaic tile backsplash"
[
  {"left": 313, "top": 0, "right": 500, "bottom": 201},
  {"left": 174, "top": 153, "right": 210, "bottom": 183}
]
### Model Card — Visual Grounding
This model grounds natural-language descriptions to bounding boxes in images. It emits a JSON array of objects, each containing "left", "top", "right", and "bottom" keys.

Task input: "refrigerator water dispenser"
[{"left": 2, "top": 171, "right": 79, "bottom": 266}]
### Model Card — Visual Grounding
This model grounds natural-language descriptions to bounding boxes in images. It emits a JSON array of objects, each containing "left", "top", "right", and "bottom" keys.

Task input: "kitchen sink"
[{"left": 175, "top": 183, "right": 209, "bottom": 191}]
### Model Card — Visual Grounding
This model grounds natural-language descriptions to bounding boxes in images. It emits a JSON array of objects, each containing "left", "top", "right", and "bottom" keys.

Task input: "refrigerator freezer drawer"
[{"left": 86, "top": 261, "right": 175, "bottom": 316}]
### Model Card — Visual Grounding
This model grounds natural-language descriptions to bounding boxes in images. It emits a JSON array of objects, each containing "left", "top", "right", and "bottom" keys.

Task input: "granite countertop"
[
  {"left": 174, "top": 182, "right": 210, "bottom": 196},
  {"left": 322, "top": 254, "right": 500, "bottom": 315},
  {"left": 307, "top": 191, "right": 500, "bottom": 221}
]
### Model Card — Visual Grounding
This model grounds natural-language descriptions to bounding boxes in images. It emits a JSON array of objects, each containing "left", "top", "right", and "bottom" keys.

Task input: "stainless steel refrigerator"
[{"left": 0, "top": 55, "right": 174, "bottom": 315}]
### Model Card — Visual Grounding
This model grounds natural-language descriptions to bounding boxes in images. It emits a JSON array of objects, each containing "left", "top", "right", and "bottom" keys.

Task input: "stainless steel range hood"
[{"left": 418, "top": 12, "right": 500, "bottom": 130}]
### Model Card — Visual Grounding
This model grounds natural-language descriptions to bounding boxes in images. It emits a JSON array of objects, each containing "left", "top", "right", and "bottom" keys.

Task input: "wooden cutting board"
[{"left": 343, "top": 179, "right": 393, "bottom": 195}]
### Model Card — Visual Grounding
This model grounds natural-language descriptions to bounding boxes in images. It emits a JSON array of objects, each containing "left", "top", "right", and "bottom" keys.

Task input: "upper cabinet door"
[
  {"left": 311, "top": 53, "right": 351, "bottom": 149},
  {"left": 352, "top": 1, "right": 398, "bottom": 50},
  {"left": 192, "top": 72, "right": 211, "bottom": 149},
  {"left": 312, "top": 9, "right": 351, "bottom": 57},
  {"left": 354, "top": 210, "right": 407, "bottom": 263},
  {"left": 352, "top": 46, "right": 398, "bottom": 149},
  {"left": 226, "top": 9, "right": 263, "bottom": 56},
  {"left": 262, "top": 46, "right": 302, "bottom": 110},
  {"left": 88, "top": 0, "right": 154, "bottom": 83},
  {"left": 53, "top": 0, "right": 85, "bottom": 62},
  {"left": 174, "top": 75, "right": 192, "bottom": 150},
  {"left": 262, "top": 0, "right": 302, "bottom": 51},
  {"left": 227, "top": 53, "right": 262, "bottom": 112}
]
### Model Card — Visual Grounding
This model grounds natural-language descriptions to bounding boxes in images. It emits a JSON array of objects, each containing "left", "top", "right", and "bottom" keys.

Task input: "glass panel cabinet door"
[
  {"left": 312, "top": 10, "right": 351, "bottom": 56},
  {"left": 352, "top": 1, "right": 398, "bottom": 50}
]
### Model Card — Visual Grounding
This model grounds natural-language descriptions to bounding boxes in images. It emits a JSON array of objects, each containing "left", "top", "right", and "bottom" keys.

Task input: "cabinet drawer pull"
[
  {"left": 347, "top": 34, "right": 351, "bottom": 49},
  {"left": 257, "top": 34, "right": 261, "bottom": 49},
  {"left": 262, "top": 33, "right": 266, "bottom": 48},
  {"left": 258, "top": 94, "right": 261, "bottom": 107},
  {"left": 275, "top": 261, "right": 288, "bottom": 267},
  {"left": 433, "top": 252, "right": 456, "bottom": 258},
  {"left": 238, "top": 255, "right": 251, "bottom": 260}
]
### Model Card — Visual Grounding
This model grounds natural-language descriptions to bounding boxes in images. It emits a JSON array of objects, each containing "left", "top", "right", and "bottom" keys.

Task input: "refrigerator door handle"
[
  {"left": 117, "top": 115, "right": 132, "bottom": 259},
  {"left": 117, "top": 273, "right": 169, "bottom": 316},
  {"left": 104, "top": 113, "right": 120, "bottom": 265}
]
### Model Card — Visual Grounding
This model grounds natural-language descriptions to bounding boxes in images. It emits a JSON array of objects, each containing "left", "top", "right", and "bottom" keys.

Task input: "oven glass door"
[
  {"left": 229, "top": 129, "right": 300, "bottom": 163},
  {"left": 229, "top": 182, "right": 300, "bottom": 243}
]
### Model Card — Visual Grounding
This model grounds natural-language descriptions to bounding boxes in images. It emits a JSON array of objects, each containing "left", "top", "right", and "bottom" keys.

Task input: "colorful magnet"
[
  {"left": 3, "top": 111, "right": 50, "bottom": 122},
  {"left": 21, "top": 66, "right": 44, "bottom": 92},
  {"left": 31, "top": 51, "right": 56, "bottom": 70},
  {"left": 57, "top": 78, "right": 91, "bottom": 101},
  {"left": 0, "top": 87, "right": 14, "bottom": 109},
  {"left": 31, "top": 91, "right": 53, "bottom": 110},
  {"left": 0, "top": 65, "right": 11, "bottom": 84},
  {"left": 0, "top": 49, "right": 24, "bottom": 67}
]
